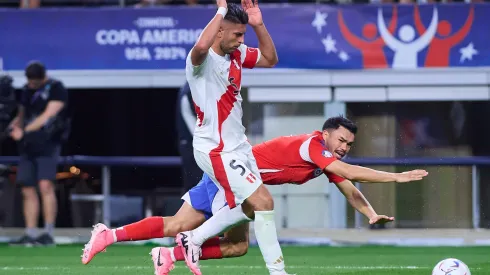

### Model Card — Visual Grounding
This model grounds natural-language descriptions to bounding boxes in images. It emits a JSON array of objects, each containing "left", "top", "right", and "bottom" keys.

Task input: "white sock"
[
  {"left": 254, "top": 210, "right": 285, "bottom": 274},
  {"left": 111, "top": 228, "right": 119, "bottom": 242},
  {"left": 168, "top": 247, "right": 176, "bottom": 262},
  {"left": 191, "top": 205, "right": 251, "bottom": 246}
]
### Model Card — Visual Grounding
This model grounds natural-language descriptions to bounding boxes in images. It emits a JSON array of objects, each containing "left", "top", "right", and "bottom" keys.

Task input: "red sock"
[
  {"left": 173, "top": 245, "right": 185, "bottom": 261},
  {"left": 114, "top": 217, "right": 164, "bottom": 242},
  {"left": 200, "top": 237, "right": 223, "bottom": 260},
  {"left": 173, "top": 237, "right": 223, "bottom": 261}
]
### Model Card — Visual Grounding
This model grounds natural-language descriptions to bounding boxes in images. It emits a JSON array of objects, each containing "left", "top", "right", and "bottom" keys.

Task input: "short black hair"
[
  {"left": 322, "top": 115, "right": 358, "bottom": 134},
  {"left": 25, "top": 61, "right": 46, "bottom": 80},
  {"left": 224, "top": 3, "right": 248, "bottom": 25}
]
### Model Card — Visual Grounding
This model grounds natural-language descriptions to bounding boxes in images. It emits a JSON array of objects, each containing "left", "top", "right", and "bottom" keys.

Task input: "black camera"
[{"left": 0, "top": 75, "right": 16, "bottom": 135}]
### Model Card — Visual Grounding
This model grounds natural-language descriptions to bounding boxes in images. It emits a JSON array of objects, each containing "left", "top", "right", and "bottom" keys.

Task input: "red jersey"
[{"left": 252, "top": 131, "right": 345, "bottom": 185}]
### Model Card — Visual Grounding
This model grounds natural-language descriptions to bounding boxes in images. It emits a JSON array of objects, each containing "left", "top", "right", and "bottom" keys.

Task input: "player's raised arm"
[
  {"left": 324, "top": 160, "right": 428, "bottom": 183},
  {"left": 191, "top": 0, "right": 228, "bottom": 66},
  {"left": 242, "top": 0, "right": 278, "bottom": 68}
]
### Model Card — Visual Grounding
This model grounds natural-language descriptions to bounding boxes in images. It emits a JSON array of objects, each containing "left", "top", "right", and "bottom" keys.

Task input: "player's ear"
[
  {"left": 217, "top": 27, "right": 224, "bottom": 38},
  {"left": 322, "top": 129, "right": 329, "bottom": 140}
]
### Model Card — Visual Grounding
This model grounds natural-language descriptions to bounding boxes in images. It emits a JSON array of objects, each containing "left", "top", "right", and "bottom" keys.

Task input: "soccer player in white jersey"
[{"left": 177, "top": 0, "right": 286, "bottom": 274}]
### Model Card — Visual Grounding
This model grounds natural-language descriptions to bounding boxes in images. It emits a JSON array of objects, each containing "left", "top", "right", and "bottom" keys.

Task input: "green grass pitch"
[{"left": 0, "top": 244, "right": 488, "bottom": 274}]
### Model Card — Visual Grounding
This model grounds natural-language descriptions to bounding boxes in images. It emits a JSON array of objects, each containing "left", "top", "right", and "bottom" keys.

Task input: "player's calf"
[
  {"left": 220, "top": 239, "right": 249, "bottom": 257},
  {"left": 243, "top": 186, "right": 287, "bottom": 275},
  {"left": 221, "top": 222, "right": 250, "bottom": 258},
  {"left": 112, "top": 216, "right": 164, "bottom": 242}
]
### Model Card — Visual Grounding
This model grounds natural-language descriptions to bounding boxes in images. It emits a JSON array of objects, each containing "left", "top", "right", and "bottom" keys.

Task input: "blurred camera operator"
[
  {"left": 9, "top": 61, "right": 69, "bottom": 246},
  {"left": 0, "top": 74, "right": 17, "bottom": 204},
  {"left": 0, "top": 75, "right": 16, "bottom": 143}
]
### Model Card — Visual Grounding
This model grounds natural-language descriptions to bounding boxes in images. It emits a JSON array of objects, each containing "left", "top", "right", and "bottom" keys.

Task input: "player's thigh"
[
  {"left": 35, "top": 146, "right": 60, "bottom": 183},
  {"left": 16, "top": 156, "right": 36, "bottom": 187}
]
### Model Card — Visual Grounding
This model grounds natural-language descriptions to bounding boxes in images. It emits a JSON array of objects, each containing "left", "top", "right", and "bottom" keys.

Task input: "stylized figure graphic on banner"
[
  {"left": 378, "top": 7, "right": 438, "bottom": 69},
  {"left": 338, "top": 6, "right": 398, "bottom": 68},
  {"left": 414, "top": 5, "right": 474, "bottom": 67}
]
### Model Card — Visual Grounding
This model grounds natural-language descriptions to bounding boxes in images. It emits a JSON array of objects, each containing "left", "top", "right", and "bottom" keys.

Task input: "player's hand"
[
  {"left": 369, "top": 215, "right": 394, "bottom": 225},
  {"left": 216, "top": 0, "right": 227, "bottom": 8},
  {"left": 242, "top": 0, "right": 263, "bottom": 27},
  {"left": 9, "top": 125, "right": 23, "bottom": 141},
  {"left": 395, "top": 169, "right": 428, "bottom": 183}
]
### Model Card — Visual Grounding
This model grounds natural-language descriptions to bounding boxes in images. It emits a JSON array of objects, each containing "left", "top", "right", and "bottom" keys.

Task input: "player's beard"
[{"left": 220, "top": 41, "right": 235, "bottom": 54}]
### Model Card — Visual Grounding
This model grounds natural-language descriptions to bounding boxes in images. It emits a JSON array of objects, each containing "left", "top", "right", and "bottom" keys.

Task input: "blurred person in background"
[
  {"left": 0, "top": 75, "right": 17, "bottom": 144},
  {"left": 136, "top": 0, "right": 199, "bottom": 7},
  {"left": 8, "top": 61, "right": 69, "bottom": 246},
  {"left": 19, "top": 0, "right": 40, "bottom": 8},
  {"left": 176, "top": 81, "right": 202, "bottom": 194}
]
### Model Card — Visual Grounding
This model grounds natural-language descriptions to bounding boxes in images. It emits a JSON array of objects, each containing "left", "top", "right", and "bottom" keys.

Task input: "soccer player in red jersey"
[{"left": 82, "top": 116, "right": 428, "bottom": 275}]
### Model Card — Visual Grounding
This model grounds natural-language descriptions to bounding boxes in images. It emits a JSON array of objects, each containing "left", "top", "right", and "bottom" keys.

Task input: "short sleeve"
[
  {"left": 48, "top": 81, "right": 67, "bottom": 103},
  {"left": 238, "top": 44, "right": 261, "bottom": 69},
  {"left": 308, "top": 137, "right": 338, "bottom": 170},
  {"left": 326, "top": 172, "right": 345, "bottom": 184},
  {"left": 186, "top": 48, "right": 209, "bottom": 77}
]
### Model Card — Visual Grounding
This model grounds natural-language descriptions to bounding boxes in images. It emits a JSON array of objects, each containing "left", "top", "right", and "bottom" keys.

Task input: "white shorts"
[{"left": 194, "top": 142, "right": 262, "bottom": 209}]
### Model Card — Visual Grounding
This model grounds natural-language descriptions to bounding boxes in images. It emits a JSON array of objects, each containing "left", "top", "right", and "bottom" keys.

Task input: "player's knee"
[
  {"left": 164, "top": 217, "right": 187, "bottom": 236},
  {"left": 21, "top": 187, "right": 37, "bottom": 199},
  {"left": 254, "top": 199, "right": 274, "bottom": 211},
  {"left": 38, "top": 180, "right": 54, "bottom": 195},
  {"left": 247, "top": 185, "right": 274, "bottom": 211}
]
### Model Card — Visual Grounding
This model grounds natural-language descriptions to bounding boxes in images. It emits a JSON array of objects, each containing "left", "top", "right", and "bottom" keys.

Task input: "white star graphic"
[
  {"left": 460, "top": 42, "right": 478, "bottom": 63},
  {"left": 321, "top": 34, "right": 337, "bottom": 53},
  {"left": 338, "top": 51, "right": 350, "bottom": 62},
  {"left": 312, "top": 10, "right": 327, "bottom": 34}
]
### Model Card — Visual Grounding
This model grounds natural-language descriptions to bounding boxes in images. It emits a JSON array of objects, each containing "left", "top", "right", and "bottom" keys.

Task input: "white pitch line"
[
  {"left": 1, "top": 265, "right": 482, "bottom": 272},
  {"left": 0, "top": 265, "right": 440, "bottom": 271}
]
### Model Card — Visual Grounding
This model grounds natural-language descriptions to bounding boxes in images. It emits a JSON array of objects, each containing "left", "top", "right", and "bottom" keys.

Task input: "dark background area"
[{"left": 1, "top": 88, "right": 182, "bottom": 194}]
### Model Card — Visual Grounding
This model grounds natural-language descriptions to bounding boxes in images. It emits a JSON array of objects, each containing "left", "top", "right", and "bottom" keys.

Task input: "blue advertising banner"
[{"left": 0, "top": 4, "right": 486, "bottom": 70}]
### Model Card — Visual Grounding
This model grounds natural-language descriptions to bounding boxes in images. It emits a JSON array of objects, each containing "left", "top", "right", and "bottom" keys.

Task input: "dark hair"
[
  {"left": 322, "top": 115, "right": 358, "bottom": 134},
  {"left": 25, "top": 61, "right": 46, "bottom": 80},
  {"left": 224, "top": 3, "right": 248, "bottom": 25}
]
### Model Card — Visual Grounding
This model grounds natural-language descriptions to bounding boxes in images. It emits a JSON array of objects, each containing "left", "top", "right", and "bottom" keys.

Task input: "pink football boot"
[
  {"left": 150, "top": 247, "right": 176, "bottom": 275},
  {"left": 175, "top": 231, "right": 202, "bottom": 275},
  {"left": 81, "top": 223, "right": 114, "bottom": 264}
]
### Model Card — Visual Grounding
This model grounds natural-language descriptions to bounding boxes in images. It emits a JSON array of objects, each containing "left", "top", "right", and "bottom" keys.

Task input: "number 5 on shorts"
[{"left": 229, "top": 159, "right": 257, "bottom": 183}]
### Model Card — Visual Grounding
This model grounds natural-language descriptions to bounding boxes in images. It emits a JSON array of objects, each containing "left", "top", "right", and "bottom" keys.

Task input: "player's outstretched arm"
[
  {"left": 242, "top": 0, "right": 278, "bottom": 68},
  {"left": 191, "top": 0, "right": 228, "bottom": 66},
  {"left": 335, "top": 179, "right": 394, "bottom": 225},
  {"left": 325, "top": 160, "right": 428, "bottom": 183}
]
